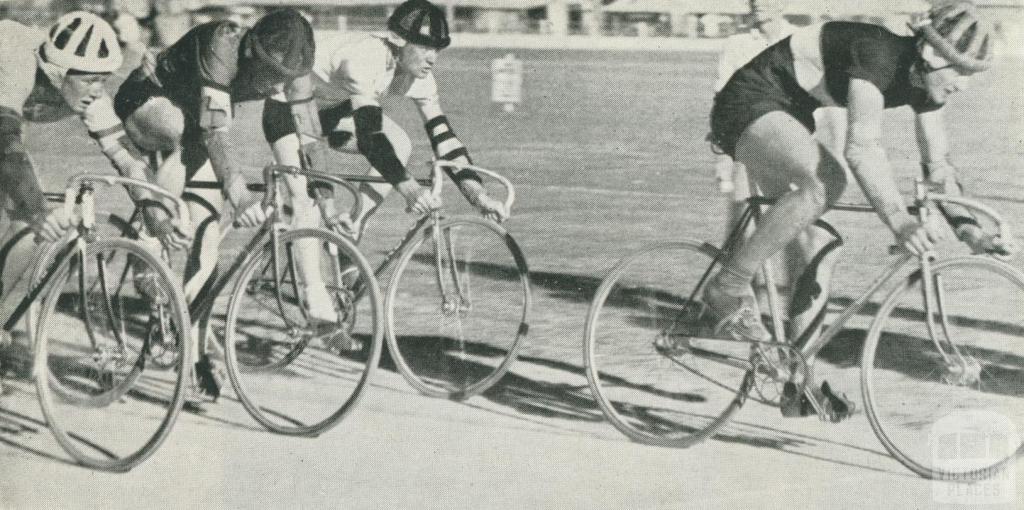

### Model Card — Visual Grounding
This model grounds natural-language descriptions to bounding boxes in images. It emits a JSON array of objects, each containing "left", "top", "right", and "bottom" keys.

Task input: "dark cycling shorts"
[
  {"left": 114, "top": 69, "right": 210, "bottom": 183},
  {"left": 710, "top": 37, "right": 820, "bottom": 157}
]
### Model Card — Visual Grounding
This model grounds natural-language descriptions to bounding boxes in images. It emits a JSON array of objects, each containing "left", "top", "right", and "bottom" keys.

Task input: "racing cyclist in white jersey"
[
  {"left": 0, "top": 12, "right": 181, "bottom": 392},
  {"left": 262, "top": 0, "right": 508, "bottom": 351}
]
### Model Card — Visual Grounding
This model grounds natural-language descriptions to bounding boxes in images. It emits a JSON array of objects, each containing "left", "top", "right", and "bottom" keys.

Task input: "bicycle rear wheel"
[
  {"left": 33, "top": 238, "right": 191, "bottom": 471},
  {"left": 584, "top": 241, "right": 752, "bottom": 447},
  {"left": 223, "top": 228, "right": 383, "bottom": 436},
  {"left": 863, "top": 256, "right": 1024, "bottom": 480},
  {"left": 386, "top": 216, "right": 530, "bottom": 400}
]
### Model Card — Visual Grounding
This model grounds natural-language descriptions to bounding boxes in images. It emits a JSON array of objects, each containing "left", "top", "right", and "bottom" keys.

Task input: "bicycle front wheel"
[
  {"left": 386, "top": 216, "right": 530, "bottom": 400},
  {"left": 863, "top": 256, "right": 1024, "bottom": 480},
  {"left": 33, "top": 238, "right": 191, "bottom": 471},
  {"left": 584, "top": 241, "right": 752, "bottom": 447},
  {"left": 223, "top": 228, "right": 383, "bottom": 436}
]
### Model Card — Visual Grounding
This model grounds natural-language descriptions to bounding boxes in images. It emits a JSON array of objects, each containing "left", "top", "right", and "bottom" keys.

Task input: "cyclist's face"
[
  {"left": 398, "top": 43, "right": 439, "bottom": 79},
  {"left": 61, "top": 72, "right": 109, "bottom": 113},
  {"left": 921, "top": 66, "right": 970, "bottom": 105}
]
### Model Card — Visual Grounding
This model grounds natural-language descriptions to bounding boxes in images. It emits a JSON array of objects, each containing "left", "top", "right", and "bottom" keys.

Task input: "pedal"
[
  {"left": 780, "top": 381, "right": 855, "bottom": 422},
  {"left": 819, "top": 381, "right": 855, "bottom": 422},
  {"left": 780, "top": 381, "right": 805, "bottom": 417}
]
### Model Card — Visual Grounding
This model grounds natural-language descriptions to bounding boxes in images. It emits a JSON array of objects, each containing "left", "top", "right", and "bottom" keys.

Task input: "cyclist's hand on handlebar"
[
  {"left": 956, "top": 224, "right": 1018, "bottom": 261},
  {"left": 473, "top": 193, "right": 509, "bottom": 223},
  {"left": 317, "top": 200, "right": 360, "bottom": 239},
  {"left": 31, "top": 208, "right": 75, "bottom": 244},
  {"left": 142, "top": 204, "right": 191, "bottom": 252},
  {"left": 397, "top": 180, "right": 441, "bottom": 216},
  {"left": 233, "top": 201, "right": 267, "bottom": 229},
  {"left": 225, "top": 178, "right": 267, "bottom": 228},
  {"left": 152, "top": 217, "right": 192, "bottom": 252},
  {"left": 896, "top": 220, "right": 944, "bottom": 256}
]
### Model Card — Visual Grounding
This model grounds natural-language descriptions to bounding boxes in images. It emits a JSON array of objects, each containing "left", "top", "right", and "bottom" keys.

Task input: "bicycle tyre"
[
  {"left": 385, "top": 216, "right": 530, "bottom": 400},
  {"left": 584, "top": 241, "right": 752, "bottom": 447},
  {"left": 223, "top": 228, "right": 383, "bottom": 436},
  {"left": 862, "top": 255, "right": 1024, "bottom": 480},
  {"left": 33, "top": 237, "right": 191, "bottom": 471}
]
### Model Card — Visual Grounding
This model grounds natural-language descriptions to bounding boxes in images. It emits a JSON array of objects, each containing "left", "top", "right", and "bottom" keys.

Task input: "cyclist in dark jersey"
[
  {"left": 706, "top": 2, "right": 1014, "bottom": 415},
  {"left": 114, "top": 8, "right": 327, "bottom": 399}
]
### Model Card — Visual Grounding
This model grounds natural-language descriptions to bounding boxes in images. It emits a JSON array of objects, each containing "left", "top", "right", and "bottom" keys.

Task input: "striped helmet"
[
  {"left": 914, "top": 1, "right": 994, "bottom": 74},
  {"left": 42, "top": 11, "right": 123, "bottom": 74}
]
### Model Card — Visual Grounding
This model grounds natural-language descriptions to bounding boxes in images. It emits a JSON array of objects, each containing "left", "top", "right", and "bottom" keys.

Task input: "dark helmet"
[
  {"left": 244, "top": 8, "right": 315, "bottom": 79},
  {"left": 913, "top": 1, "right": 994, "bottom": 74},
  {"left": 387, "top": 0, "right": 451, "bottom": 50}
]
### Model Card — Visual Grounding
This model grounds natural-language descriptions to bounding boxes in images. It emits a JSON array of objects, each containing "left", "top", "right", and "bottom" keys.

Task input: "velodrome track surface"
[{"left": 2, "top": 47, "right": 1023, "bottom": 508}]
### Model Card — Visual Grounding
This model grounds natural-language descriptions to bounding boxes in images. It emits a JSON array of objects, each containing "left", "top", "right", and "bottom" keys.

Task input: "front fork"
[
  {"left": 921, "top": 257, "right": 980, "bottom": 386},
  {"left": 429, "top": 212, "right": 471, "bottom": 317}
]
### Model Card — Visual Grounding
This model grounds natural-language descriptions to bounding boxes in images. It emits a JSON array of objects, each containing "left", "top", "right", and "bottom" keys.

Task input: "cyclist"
[
  {"left": 262, "top": 0, "right": 508, "bottom": 350},
  {"left": 264, "top": 0, "right": 507, "bottom": 237},
  {"left": 712, "top": 0, "right": 849, "bottom": 365},
  {"left": 114, "top": 8, "right": 327, "bottom": 399},
  {"left": 0, "top": 11, "right": 183, "bottom": 392},
  {"left": 707, "top": 2, "right": 1015, "bottom": 416}
]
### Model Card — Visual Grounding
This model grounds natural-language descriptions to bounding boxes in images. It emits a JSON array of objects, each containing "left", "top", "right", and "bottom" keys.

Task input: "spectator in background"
[
  {"left": 711, "top": 0, "right": 847, "bottom": 344},
  {"left": 152, "top": 0, "right": 199, "bottom": 47}
]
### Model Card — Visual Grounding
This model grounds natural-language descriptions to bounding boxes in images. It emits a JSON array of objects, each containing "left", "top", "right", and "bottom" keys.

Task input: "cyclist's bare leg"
[
  {"left": 0, "top": 217, "right": 37, "bottom": 388},
  {"left": 270, "top": 132, "right": 339, "bottom": 322},
  {"left": 788, "top": 107, "right": 848, "bottom": 352},
  {"left": 126, "top": 99, "right": 225, "bottom": 392},
  {"left": 126, "top": 98, "right": 212, "bottom": 346},
  {"left": 707, "top": 111, "right": 846, "bottom": 341}
]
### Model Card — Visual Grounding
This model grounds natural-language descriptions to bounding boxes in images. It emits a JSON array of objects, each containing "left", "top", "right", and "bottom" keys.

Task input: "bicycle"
[
  {"left": 583, "top": 179, "right": 1024, "bottom": 480},
  {"left": 17, "top": 174, "right": 193, "bottom": 472},
  {"left": 175, "top": 164, "right": 385, "bottom": 437},
  {"left": 306, "top": 160, "right": 531, "bottom": 400}
]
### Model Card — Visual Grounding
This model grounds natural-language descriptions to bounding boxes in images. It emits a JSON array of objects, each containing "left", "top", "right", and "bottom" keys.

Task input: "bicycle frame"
[
  {"left": 685, "top": 179, "right": 1015, "bottom": 417},
  {"left": 317, "top": 161, "right": 517, "bottom": 309},
  {"left": 5, "top": 175, "right": 190, "bottom": 335},
  {"left": 187, "top": 165, "right": 363, "bottom": 327}
]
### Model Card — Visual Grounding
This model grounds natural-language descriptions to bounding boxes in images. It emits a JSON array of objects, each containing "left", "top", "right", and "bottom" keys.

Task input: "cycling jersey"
[
  {"left": 116, "top": 21, "right": 237, "bottom": 129},
  {"left": 265, "top": 33, "right": 445, "bottom": 185},
  {"left": 715, "top": 23, "right": 794, "bottom": 92},
  {"left": 711, "top": 22, "right": 941, "bottom": 157},
  {"left": 308, "top": 32, "right": 439, "bottom": 111},
  {"left": 115, "top": 19, "right": 319, "bottom": 182}
]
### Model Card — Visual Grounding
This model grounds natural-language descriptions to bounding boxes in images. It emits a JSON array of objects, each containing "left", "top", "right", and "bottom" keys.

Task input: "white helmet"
[{"left": 42, "top": 11, "right": 123, "bottom": 74}]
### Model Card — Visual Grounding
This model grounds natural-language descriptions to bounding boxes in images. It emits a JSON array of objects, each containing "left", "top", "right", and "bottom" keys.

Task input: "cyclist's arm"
[
  {"left": 198, "top": 84, "right": 249, "bottom": 200},
  {"left": 0, "top": 106, "right": 47, "bottom": 222},
  {"left": 82, "top": 96, "right": 184, "bottom": 241},
  {"left": 843, "top": 78, "right": 915, "bottom": 234},
  {"left": 414, "top": 96, "right": 488, "bottom": 202},
  {"left": 914, "top": 109, "right": 977, "bottom": 229}
]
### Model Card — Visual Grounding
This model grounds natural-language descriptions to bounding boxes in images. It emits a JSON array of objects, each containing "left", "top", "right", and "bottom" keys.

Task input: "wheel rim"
[
  {"left": 862, "top": 257, "right": 1024, "bottom": 480},
  {"left": 584, "top": 241, "right": 751, "bottom": 447},
  {"left": 385, "top": 217, "right": 529, "bottom": 400}
]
